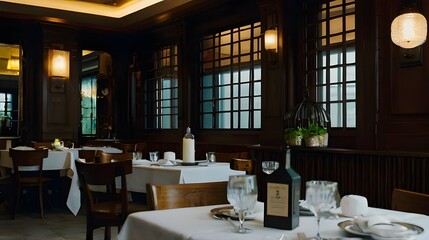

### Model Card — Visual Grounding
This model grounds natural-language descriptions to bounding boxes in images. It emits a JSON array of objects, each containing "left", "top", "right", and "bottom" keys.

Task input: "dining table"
[
  {"left": 118, "top": 202, "right": 429, "bottom": 240},
  {"left": 124, "top": 161, "right": 246, "bottom": 193},
  {"left": 0, "top": 146, "right": 122, "bottom": 216}
]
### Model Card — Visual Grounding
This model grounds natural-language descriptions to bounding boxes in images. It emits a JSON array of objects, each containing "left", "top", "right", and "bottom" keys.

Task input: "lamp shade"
[
  {"left": 49, "top": 49, "right": 70, "bottom": 78},
  {"left": 391, "top": 11, "right": 427, "bottom": 49},
  {"left": 264, "top": 28, "right": 278, "bottom": 52},
  {"left": 7, "top": 58, "right": 19, "bottom": 71}
]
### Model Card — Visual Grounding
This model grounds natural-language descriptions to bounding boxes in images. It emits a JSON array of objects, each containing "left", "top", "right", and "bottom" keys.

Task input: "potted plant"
[
  {"left": 302, "top": 123, "right": 328, "bottom": 147},
  {"left": 284, "top": 128, "right": 303, "bottom": 146}
]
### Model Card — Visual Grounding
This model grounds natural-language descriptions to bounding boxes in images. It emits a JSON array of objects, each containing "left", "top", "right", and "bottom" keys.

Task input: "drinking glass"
[
  {"left": 206, "top": 152, "right": 216, "bottom": 163},
  {"left": 261, "top": 161, "right": 279, "bottom": 174},
  {"left": 227, "top": 175, "right": 258, "bottom": 233},
  {"left": 149, "top": 151, "right": 159, "bottom": 162},
  {"left": 305, "top": 180, "right": 338, "bottom": 240}
]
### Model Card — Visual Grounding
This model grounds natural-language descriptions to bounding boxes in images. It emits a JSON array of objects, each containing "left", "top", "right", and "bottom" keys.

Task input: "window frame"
[{"left": 198, "top": 22, "right": 262, "bottom": 130}]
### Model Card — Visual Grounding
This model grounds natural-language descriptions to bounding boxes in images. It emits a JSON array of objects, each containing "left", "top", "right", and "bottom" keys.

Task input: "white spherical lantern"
[{"left": 391, "top": 11, "right": 427, "bottom": 49}]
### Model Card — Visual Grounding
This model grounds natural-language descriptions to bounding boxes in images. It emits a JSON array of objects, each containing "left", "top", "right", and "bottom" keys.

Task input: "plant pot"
[
  {"left": 304, "top": 133, "right": 328, "bottom": 147},
  {"left": 304, "top": 136, "right": 320, "bottom": 147},
  {"left": 285, "top": 136, "right": 302, "bottom": 146}
]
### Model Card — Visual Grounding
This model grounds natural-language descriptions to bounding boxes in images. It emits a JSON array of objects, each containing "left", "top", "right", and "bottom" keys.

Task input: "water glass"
[
  {"left": 305, "top": 180, "right": 338, "bottom": 240},
  {"left": 149, "top": 151, "right": 159, "bottom": 162},
  {"left": 206, "top": 152, "right": 216, "bottom": 163},
  {"left": 227, "top": 175, "right": 258, "bottom": 233},
  {"left": 261, "top": 161, "right": 279, "bottom": 174}
]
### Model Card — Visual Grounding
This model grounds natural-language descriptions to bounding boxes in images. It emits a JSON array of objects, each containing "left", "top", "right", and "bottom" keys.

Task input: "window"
[
  {"left": 200, "top": 22, "right": 262, "bottom": 129},
  {"left": 144, "top": 44, "right": 179, "bottom": 129},
  {"left": 81, "top": 75, "right": 97, "bottom": 135},
  {"left": 304, "top": 0, "right": 356, "bottom": 128},
  {"left": 80, "top": 51, "right": 98, "bottom": 136}
]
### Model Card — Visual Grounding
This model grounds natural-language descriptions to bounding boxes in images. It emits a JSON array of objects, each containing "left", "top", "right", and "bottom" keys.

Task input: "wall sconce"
[
  {"left": 48, "top": 49, "right": 70, "bottom": 93},
  {"left": 391, "top": 1, "right": 427, "bottom": 49},
  {"left": 265, "top": 13, "right": 278, "bottom": 67},
  {"left": 264, "top": 28, "right": 278, "bottom": 52},
  {"left": 49, "top": 49, "right": 70, "bottom": 78},
  {"left": 7, "top": 58, "right": 20, "bottom": 71}
]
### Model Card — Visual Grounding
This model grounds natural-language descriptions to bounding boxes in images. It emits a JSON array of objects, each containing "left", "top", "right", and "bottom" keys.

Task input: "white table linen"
[
  {"left": 124, "top": 162, "right": 246, "bottom": 193},
  {"left": 118, "top": 203, "right": 429, "bottom": 240},
  {"left": 0, "top": 147, "right": 122, "bottom": 216}
]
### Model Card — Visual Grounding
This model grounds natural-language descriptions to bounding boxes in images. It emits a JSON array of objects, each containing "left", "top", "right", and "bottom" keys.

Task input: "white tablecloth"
[
  {"left": 118, "top": 203, "right": 429, "bottom": 240},
  {"left": 125, "top": 162, "right": 246, "bottom": 193},
  {"left": 0, "top": 149, "right": 76, "bottom": 170},
  {"left": 0, "top": 147, "right": 122, "bottom": 216}
]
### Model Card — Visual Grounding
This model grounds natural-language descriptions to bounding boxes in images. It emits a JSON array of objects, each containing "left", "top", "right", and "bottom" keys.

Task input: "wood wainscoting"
[{"left": 250, "top": 145, "right": 429, "bottom": 209}]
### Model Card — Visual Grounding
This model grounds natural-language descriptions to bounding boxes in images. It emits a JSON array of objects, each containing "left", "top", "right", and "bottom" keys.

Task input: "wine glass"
[
  {"left": 305, "top": 180, "right": 338, "bottom": 240},
  {"left": 227, "top": 175, "right": 258, "bottom": 233},
  {"left": 262, "top": 161, "right": 279, "bottom": 174}
]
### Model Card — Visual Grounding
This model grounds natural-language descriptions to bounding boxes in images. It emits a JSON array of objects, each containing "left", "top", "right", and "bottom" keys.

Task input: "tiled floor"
[{"left": 0, "top": 207, "right": 119, "bottom": 240}]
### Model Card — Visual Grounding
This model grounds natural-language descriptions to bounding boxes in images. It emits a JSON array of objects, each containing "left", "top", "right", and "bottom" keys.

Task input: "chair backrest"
[
  {"left": 392, "top": 188, "right": 429, "bottom": 215},
  {"left": 113, "top": 142, "right": 136, "bottom": 153},
  {"left": 147, "top": 181, "right": 228, "bottom": 210},
  {"left": 230, "top": 158, "right": 254, "bottom": 174},
  {"left": 9, "top": 148, "right": 49, "bottom": 180},
  {"left": 30, "top": 141, "right": 52, "bottom": 149},
  {"left": 75, "top": 159, "right": 132, "bottom": 215},
  {"left": 78, "top": 149, "right": 98, "bottom": 163},
  {"left": 215, "top": 151, "right": 250, "bottom": 163},
  {"left": 95, "top": 151, "right": 133, "bottom": 163}
]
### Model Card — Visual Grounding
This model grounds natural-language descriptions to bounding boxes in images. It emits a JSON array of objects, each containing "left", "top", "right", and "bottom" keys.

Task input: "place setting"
[{"left": 335, "top": 195, "right": 424, "bottom": 240}]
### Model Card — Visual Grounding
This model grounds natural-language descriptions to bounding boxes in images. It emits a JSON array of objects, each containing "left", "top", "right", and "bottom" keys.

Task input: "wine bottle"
[
  {"left": 263, "top": 146, "right": 301, "bottom": 230},
  {"left": 182, "top": 127, "right": 195, "bottom": 163}
]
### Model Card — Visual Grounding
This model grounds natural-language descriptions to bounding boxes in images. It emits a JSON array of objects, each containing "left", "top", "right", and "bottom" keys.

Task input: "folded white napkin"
[
  {"left": 132, "top": 159, "right": 151, "bottom": 165},
  {"left": 156, "top": 159, "right": 174, "bottom": 166},
  {"left": 354, "top": 216, "right": 417, "bottom": 239}
]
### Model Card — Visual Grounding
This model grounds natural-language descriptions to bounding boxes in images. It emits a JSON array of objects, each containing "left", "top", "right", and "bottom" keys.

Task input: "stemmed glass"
[
  {"left": 305, "top": 180, "right": 338, "bottom": 240},
  {"left": 227, "top": 175, "right": 258, "bottom": 233},
  {"left": 261, "top": 161, "right": 279, "bottom": 174}
]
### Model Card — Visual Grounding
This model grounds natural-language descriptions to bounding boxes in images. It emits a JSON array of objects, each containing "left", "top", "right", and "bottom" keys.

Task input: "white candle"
[{"left": 182, "top": 138, "right": 195, "bottom": 163}]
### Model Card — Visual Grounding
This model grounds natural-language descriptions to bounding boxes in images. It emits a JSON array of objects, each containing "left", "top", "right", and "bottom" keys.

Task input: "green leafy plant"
[
  {"left": 284, "top": 128, "right": 303, "bottom": 138},
  {"left": 302, "top": 123, "right": 327, "bottom": 138},
  {"left": 284, "top": 128, "right": 303, "bottom": 146}
]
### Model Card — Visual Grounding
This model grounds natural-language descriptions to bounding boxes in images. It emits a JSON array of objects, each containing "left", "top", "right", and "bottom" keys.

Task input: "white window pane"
[
  {"left": 330, "top": 103, "right": 343, "bottom": 127},
  {"left": 330, "top": 84, "right": 342, "bottom": 101},
  {"left": 346, "top": 102, "right": 356, "bottom": 127},
  {"left": 346, "top": 65, "right": 356, "bottom": 81},
  {"left": 346, "top": 83, "right": 356, "bottom": 100}
]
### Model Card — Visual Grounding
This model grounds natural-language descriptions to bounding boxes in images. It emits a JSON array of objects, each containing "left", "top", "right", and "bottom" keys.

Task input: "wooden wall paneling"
[{"left": 253, "top": 147, "right": 429, "bottom": 209}]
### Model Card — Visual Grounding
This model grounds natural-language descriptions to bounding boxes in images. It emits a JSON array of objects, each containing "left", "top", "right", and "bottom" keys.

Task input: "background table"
[
  {"left": 0, "top": 146, "right": 122, "bottom": 216},
  {"left": 125, "top": 162, "right": 245, "bottom": 193}
]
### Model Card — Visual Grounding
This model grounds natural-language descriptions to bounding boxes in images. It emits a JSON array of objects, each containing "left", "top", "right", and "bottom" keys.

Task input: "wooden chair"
[
  {"left": 78, "top": 149, "right": 98, "bottom": 163},
  {"left": 391, "top": 188, "right": 429, "bottom": 215},
  {"left": 30, "top": 141, "right": 52, "bottom": 149},
  {"left": 230, "top": 158, "right": 254, "bottom": 174},
  {"left": 215, "top": 151, "right": 250, "bottom": 163},
  {"left": 146, "top": 181, "right": 228, "bottom": 210},
  {"left": 9, "top": 148, "right": 49, "bottom": 219},
  {"left": 113, "top": 142, "right": 137, "bottom": 153},
  {"left": 75, "top": 159, "right": 132, "bottom": 240},
  {"left": 96, "top": 151, "right": 133, "bottom": 163}
]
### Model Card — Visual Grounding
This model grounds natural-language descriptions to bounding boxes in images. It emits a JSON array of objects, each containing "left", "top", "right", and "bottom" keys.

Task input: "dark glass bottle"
[{"left": 263, "top": 147, "right": 301, "bottom": 230}]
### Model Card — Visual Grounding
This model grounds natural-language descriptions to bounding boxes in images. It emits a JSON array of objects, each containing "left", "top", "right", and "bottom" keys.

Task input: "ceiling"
[{"left": 0, "top": 0, "right": 194, "bottom": 31}]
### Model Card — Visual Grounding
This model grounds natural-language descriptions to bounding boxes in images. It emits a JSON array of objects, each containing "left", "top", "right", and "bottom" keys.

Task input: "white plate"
[
  {"left": 344, "top": 225, "right": 371, "bottom": 236},
  {"left": 339, "top": 220, "right": 424, "bottom": 239}
]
